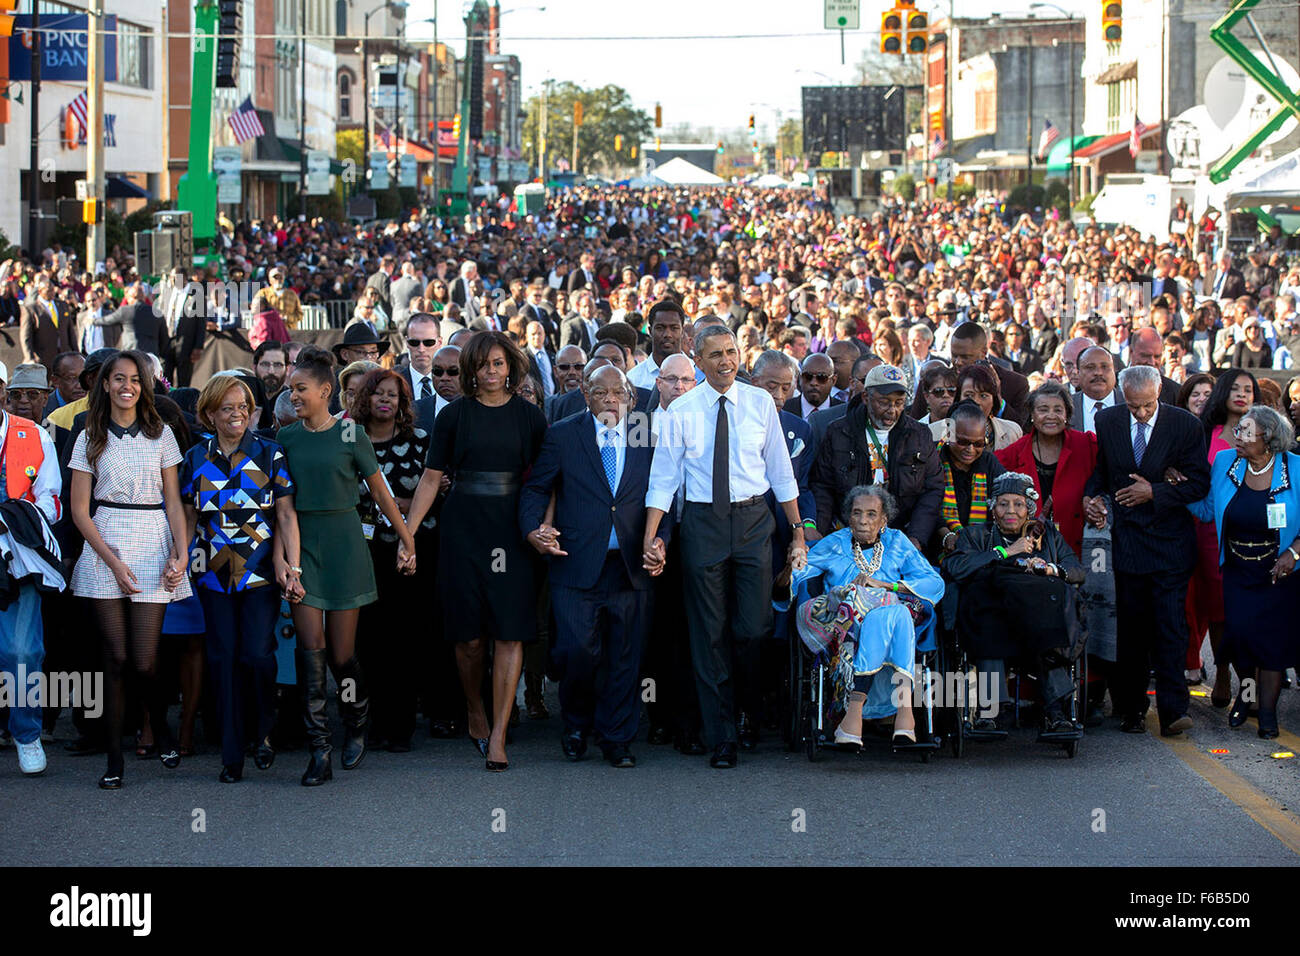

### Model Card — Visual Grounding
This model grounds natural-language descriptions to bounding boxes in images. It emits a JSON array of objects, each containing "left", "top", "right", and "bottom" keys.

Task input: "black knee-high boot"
[
  {"left": 298, "top": 649, "right": 332, "bottom": 786},
  {"left": 334, "top": 655, "right": 369, "bottom": 770}
]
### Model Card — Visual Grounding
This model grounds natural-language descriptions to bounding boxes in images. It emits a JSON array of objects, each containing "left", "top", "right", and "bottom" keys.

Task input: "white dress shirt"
[
  {"left": 594, "top": 413, "right": 625, "bottom": 549},
  {"left": 411, "top": 370, "right": 434, "bottom": 402},
  {"left": 627, "top": 355, "right": 704, "bottom": 390},
  {"left": 646, "top": 379, "right": 798, "bottom": 513},
  {"left": 1082, "top": 390, "right": 1117, "bottom": 435},
  {"left": 0, "top": 412, "right": 61, "bottom": 524},
  {"left": 800, "top": 394, "right": 831, "bottom": 419},
  {"left": 533, "top": 349, "right": 555, "bottom": 397}
]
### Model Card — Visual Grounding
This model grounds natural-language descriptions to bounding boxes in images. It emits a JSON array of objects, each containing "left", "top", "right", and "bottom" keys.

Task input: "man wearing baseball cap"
[
  {"left": 811, "top": 364, "right": 943, "bottom": 551},
  {"left": 0, "top": 358, "right": 65, "bottom": 775}
]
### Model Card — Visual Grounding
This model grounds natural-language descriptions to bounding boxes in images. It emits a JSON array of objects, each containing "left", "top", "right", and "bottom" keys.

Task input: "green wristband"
[{"left": 994, "top": 546, "right": 1008, "bottom": 559}]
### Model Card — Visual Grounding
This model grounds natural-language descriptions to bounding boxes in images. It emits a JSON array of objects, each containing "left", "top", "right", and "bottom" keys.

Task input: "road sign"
[
  {"left": 1135, "top": 149, "right": 1159, "bottom": 173},
  {"left": 214, "top": 147, "right": 242, "bottom": 204},
  {"left": 935, "top": 158, "right": 953, "bottom": 180},
  {"left": 399, "top": 153, "right": 416, "bottom": 188},
  {"left": 824, "top": 0, "right": 859, "bottom": 30},
  {"left": 306, "top": 150, "right": 331, "bottom": 195},
  {"left": 368, "top": 150, "right": 389, "bottom": 190}
]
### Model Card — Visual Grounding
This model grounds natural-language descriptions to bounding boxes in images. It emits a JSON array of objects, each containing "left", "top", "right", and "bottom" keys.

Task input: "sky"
[{"left": 405, "top": 0, "right": 1091, "bottom": 138}]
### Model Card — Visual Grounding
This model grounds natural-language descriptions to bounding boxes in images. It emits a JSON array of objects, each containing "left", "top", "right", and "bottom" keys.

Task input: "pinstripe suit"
[{"left": 1085, "top": 403, "right": 1209, "bottom": 724}]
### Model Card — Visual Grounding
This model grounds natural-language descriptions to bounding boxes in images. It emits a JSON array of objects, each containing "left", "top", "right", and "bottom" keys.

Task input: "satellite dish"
[{"left": 1203, "top": 54, "right": 1299, "bottom": 148}]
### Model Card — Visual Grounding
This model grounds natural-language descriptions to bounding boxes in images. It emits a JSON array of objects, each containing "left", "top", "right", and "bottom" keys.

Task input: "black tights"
[
  {"left": 1257, "top": 669, "right": 1285, "bottom": 722},
  {"left": 95, "top": 599, "right": 168, "bottom": 776}
]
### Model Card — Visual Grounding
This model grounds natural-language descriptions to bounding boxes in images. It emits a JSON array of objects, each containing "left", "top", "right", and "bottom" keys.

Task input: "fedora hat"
[{"left": 332, "top": 323, "right": 390, "bottom": 361}]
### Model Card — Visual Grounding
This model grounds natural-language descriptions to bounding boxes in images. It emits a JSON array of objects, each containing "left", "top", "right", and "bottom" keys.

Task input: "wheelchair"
[
  {"left": 784, "top": 576, "right": 943, "bottom": 763},
  {"left": 935, "top": 586, "right": 1088, "bottom": 760}
]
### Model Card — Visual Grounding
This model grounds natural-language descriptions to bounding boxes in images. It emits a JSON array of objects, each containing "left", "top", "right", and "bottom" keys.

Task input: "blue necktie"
[
  {"left": 1133, "top": 420, "right": 1147, "bottom": 467},
  {"left": 601, "top": 428, "right": 618, "bottom": 495}
]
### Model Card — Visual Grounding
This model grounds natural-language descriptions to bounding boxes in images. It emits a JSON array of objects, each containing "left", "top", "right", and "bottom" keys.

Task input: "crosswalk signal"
[
  {"left": 881, "top": 10, "right": 903, "bottom": 54},
  {"left": 1101, "top": 1, "right": 1122, "bottom": 43},
  {"left": 654, "top": 103, "right": 662, "bottom": 128},
  {"left": 906, "top": 11, "right": 928, "bottom": 53},
  {"left": 82, "top": 198, "right": 102, "bottom": 224},
  {"left": 631, "top": 145, "right": 637, "bottom": 160},
  {"left": 614, "top": 134, "right": 622, "bottom": 152}
]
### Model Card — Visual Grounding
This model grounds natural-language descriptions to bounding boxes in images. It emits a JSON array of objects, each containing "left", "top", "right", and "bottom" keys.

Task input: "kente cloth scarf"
[{"left": 941, "top": 458, "right": 987, "bottom": 532}]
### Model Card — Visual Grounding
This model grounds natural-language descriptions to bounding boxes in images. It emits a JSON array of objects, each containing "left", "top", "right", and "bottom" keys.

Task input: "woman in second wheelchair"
[
  {"left": 943, "top": 472, "right": 1086, "bottom": 742},
  {"left": 785, "top": 484, "right": 944, "bottom": 748}
]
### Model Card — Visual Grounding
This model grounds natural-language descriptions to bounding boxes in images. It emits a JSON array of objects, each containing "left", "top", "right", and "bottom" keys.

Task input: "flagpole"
[
  {"left": 87, "top": 0, "right": 106, "bottom": 268},
  {"left": 27, "top": 2, "right": 40, "bottom": 254}
]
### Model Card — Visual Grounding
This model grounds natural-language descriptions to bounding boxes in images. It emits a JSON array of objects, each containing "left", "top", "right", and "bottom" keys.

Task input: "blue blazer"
[
  {"left": 1188, "top": 449, "right": 1300, "bottom": 564},
  {"left": 519, "top": 411, "right": 669, "bottom": 591}
]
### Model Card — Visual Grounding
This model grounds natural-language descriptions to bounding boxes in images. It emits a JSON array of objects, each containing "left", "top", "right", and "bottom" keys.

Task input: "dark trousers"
[
  {"left": 643, "top": 536, "right": 701, "bottom": 735},
  {"left": 39, "top": 592, "right": 102, "bottom": 740},
  {"left": 1114, "top": 569, "right": 1191, "bottom": 722},
  {"left": 680, "top": 500, "right": 774, "bottom": 748},
  {"left": 415, "top": 529, "right": 464, "bottom": 725},
  {"left": 359, "top": 538, "right": 419, "bottom": 744},
  {"left": 551, "top": 553, "right": 649, "bottom": 744},
  {"left": 198, "top": 586, "right": 279, "bottom": 768}
]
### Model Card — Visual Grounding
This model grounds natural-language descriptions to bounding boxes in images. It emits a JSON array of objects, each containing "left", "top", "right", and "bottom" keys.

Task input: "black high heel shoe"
[
  {"left": 1258, "top": 711, "right": 1280, "bottom": 739},
  {"left": 471, "top": 736, "right": 490, "bottom": 758},
  {"left": 486, "top": 757, "right": 508, "bottom": 772},
  {"left": 1227, "top": 692, "right": 1256, "bottom": 728}
]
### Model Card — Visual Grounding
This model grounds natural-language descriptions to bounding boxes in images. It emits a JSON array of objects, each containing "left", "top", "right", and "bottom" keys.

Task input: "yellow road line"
[
  {"left": 1147, "top": 712, "right": 1300, "bottom": 857},
  {"left": 1188, "top": 690, "right": 1300, "bottom": 753}
]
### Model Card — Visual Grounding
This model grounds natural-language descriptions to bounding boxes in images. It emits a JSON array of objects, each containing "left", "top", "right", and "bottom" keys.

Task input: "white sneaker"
[
  {"left": 834, "top": 725, "right": 863, "bottom": 747},
  {"left": 17, "top": 739, "right": 47, "bottom": 775}
]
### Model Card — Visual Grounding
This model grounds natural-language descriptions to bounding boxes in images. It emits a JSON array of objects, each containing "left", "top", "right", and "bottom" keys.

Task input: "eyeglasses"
[
  {"left": 927, "top": 386, "right": 956, "bottom": 397},
  {"left": 556, "top": 362, "right": 584, "bottom": 372},
  {"left": 406, "top": 338, "right": 439, "bottom": 348},
  {"left": 660, "top": 375, "right": 693, "bottom": 386},
  {"left": 1231, "top": 424, "right": 1257, "bottom": 440},
  {"left": 350, "top": 347, "right": 380, "bottom": 359},
  {"left": 430, "top": 366, "right": 458, "bottom": 377},
  {"left": 801, "top": 371, "right": 832, "bottom": 383}
]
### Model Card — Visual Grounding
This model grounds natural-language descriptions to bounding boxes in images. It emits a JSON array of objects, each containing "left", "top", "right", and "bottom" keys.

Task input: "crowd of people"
[{"left": 1, "top": 183, "right": 1299, "bottom": 786}]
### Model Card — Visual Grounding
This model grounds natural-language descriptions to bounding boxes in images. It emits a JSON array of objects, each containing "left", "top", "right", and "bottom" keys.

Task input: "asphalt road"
[{"left": 3, "top": 657, "right": 1299, "bottom": 867}]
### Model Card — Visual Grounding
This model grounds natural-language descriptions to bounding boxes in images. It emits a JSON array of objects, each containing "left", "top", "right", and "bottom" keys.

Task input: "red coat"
[{"left": 996, "top": 427, "right": 1098, "bottom": 557}]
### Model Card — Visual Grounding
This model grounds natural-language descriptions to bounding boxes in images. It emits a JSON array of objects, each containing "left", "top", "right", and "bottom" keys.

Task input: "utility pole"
[
  {"left": 538, "top": 79, "right": 547, "bottom": 179},
  {"left": 27, "top": 1, "right": 40, "bottom": 256},
  {"left": 1025, "top": 32, "right": 1034, "bottom": 186},
  {"left": 86, "top": 0, "right": 106, "bottom": 267},
  {"left": 299, "top": 0, "right": 307, "bottom": 217},
  {"left": 430, "top": 4, "right": 438, "bottom": 196}
]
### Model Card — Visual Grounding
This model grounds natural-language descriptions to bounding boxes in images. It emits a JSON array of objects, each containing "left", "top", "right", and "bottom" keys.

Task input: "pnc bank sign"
[{"left": 8, "top": 13, "right": 119, "bottom": 82}]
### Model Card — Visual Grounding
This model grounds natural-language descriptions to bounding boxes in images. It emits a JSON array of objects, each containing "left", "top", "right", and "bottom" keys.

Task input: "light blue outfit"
[
  {"left": 781, "top": 527, "right": 945, "bottom": 717},
  {"left": 1188, "top": 449, "right": 1300, "bottom": 561}
]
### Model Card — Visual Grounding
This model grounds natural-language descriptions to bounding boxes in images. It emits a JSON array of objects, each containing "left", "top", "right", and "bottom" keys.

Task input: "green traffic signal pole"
[{"left": 177, "top": 0, "right": 219, "bottom": 248}]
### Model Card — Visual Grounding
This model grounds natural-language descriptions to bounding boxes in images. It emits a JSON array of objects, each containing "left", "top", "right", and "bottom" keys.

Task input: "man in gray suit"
[
  {"left": 93, "top": 282, "right": 168, "bottom": 355},
  {"left": 1070, "top": 346, "right": 1123, "bottom": 435},
  {"left": 389, "top": 261, "right": 424, "bottom": 330}
]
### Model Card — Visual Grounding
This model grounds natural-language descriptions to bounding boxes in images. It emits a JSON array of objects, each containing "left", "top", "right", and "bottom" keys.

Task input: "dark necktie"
[
  {"left": 1133, "top": 420, "right": 1148, "bottom": 467},
  {"left": 712, "top": 396, "right": 729, "bottom": 520},
  {"left": 418, "top": 376, "right": 431, "bottom": 401}
]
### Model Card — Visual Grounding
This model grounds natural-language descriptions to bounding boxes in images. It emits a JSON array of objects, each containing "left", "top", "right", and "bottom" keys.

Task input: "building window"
[
  {"left": 336, "top": 0, "right": 348, "bottom": 35},
  {"left": 339, "top": 71, "right": 352, "bottom": 121},
  {"left": 115, "top": 21, "right": 151, "bottom": 89}
]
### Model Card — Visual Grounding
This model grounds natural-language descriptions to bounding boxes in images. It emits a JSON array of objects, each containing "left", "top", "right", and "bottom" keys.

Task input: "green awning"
[
  {"left": 1045, "top": 134, "right": 1101, "bottom": 174},
  {"left": 276, "top": 138, "right": 346, "bottom": 174}
]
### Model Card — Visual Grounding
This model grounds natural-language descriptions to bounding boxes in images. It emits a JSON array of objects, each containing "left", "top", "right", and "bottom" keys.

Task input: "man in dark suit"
[
  {"left": 809, "top": 354, "right": 880, "bottom": 457},
  {"left": 550, "top": 345, "right": 652, "bottom": 422},
  {"left": 520, "top": 279, "right": 559, "bottom": 351},
  {"left": 560, "top": 290, "right": 602, "bottom": 352},
  {"left": 1127, "top": 326, "right": 1182, "bottom": 406},
  {"left": 1083, "top": 365, "right": 1209, "bottom": 737},
  {"left": 161, "top": 270, "right": 206, "bottom": 387},
  {"left": 399, "top": 313, "right": 443, "bottom": 404},
  {"left": 544, "top": 345, "right": 588, "bottom": 422},
  {"left": 522, "top": 319, "right": 558, "bottom": 399},
  {"left": 519, "top": 365, "right": 668, "bottom": 768},
  {"left": 783, "top": 352, "right": 845, "bottom": 420},
  {"left": 1070, "top": 346, "right": 1123, "bottom": 434},
  {"left": 1208, "top": 249, "right": 1246, "bottom": 300},
  {"left": 565, "top": 252, "right": 598, "bottom": 295},
  {"left": 20, "top": 277, "right": 77, "bottom": 373},
  {"left": 947, "top": 321, "right": 1030, "bottom": 428},
  {"left": 365, "top": 255, "right": 396, "bottom": 316}
]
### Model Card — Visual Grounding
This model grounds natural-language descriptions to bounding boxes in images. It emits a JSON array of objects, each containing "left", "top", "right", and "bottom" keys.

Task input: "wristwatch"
[{"left": 1288, "top": 546, "right": 1300, "bottom": 564}]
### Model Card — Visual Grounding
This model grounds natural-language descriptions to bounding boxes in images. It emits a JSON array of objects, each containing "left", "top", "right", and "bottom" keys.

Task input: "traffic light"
[
  {"left": 748, "top": 114, "right": 755, "bottom": 134},
  {"left": 614, "top": 134, "right": 622, "bottom": 152},
  {"left": 654, "top": 103, "right": 662, "bottom": 127},
  {"left": 880, "top": 9, "right": 902, "bottom": 54},
  {"left": 1101, "top": 1, "right": 1122, "bottom": 43},
  {"left": 906, "top": 10, "right": 928, "bottom": 53},
  {"left": 0, "top": 0, "right": 18, "bottom": 37},
  {"left": 82, "top": 199, "right": 102, "bottom": 225},
  {"left": 215, "top": 0, "right": 241, "bottom": 88},
  {"left": 452, "top": 113, "right": 461, "bottom": 139},
  {"left": 631, "top": 145, "right": 637, "bottom": 159},
  {"left": 716, "top": 140, "right": 724, "bottom": 154}
]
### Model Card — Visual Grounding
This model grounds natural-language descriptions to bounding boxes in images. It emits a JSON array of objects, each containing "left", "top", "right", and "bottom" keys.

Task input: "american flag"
[
  {"left": 1129, "top": 115, "right": 1147, "bottom": 158},
  {"left": 929, "top": 131, "right": 946, "bottom": 159},
  {"left": 1037, "top": 118, "right": 1061, "bottom": 159},
  {"left": 227, "top": 96, "right": 265, "bottom": 144},
  {"left": 68, "top": 90, "right": 88, "bottom": 132}
]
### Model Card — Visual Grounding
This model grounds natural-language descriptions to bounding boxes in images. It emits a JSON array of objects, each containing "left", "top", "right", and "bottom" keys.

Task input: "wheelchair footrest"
[{"left": 1035, "top": 727, "right": 1084, "bottom": 743}]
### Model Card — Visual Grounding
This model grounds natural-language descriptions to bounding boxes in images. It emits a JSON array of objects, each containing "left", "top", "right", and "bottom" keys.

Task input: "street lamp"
[
  {"left": 1030, "top": 1, "right": 1077, "bottom": 208},
  {"left": 359, "top": 0, "right": 409, "bottom": 193}
]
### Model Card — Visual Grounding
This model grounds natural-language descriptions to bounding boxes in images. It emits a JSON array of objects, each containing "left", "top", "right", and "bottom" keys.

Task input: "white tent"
[
  {"left": 651, "top": 157, "right": 725, "bottom": 186},
  {"left": 1217, "top": 147, "right": 1300, "bottom": 210},
  {"left": 626, "top": 173, "right": 667, "bottom": 188},
  {"left": 750, "top": 173, "right": 790, "bottom": 188}
]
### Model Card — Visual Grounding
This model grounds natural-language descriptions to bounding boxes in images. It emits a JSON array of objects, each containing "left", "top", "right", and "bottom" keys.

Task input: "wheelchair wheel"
[
  {"left": 949, "top": 711, "right": 964, "bottom": 758},
  {"left": 802, "top": 696, "right": 822, "bottom": 763}
]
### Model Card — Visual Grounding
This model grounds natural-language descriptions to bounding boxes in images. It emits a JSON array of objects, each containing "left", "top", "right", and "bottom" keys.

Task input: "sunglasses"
[
  {"left": 556, "top": 362, "right": 584, "bottom": 372},
  {"left": 928, "top": 386, "right": 956, "bottom": 396},
  {"left": 407, "top": 338, "right": 439, "bottom": 348},
  {"left": 953, "top": 437, "right": 988, "bottom": 449},
  {"left": 430, "top": 366, "right": 458, "bottom": 377},
  {"left": 801, "top": 372, "right": 832, "bottom": 383}
]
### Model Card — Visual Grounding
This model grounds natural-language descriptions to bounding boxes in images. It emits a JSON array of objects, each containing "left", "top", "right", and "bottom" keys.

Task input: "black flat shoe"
[
  {"left": 737, "top": 712, "right": 758, "bottom": 751},
  {"left": 603, "top": 743, "right": 636, "bottom": 768},
  {"left": 561, "top": 730, "right": 587, "bottom": 761},
  {"left": 1258, "top": 711, "right": 1280, "bottom": 739},
  {"left": 98, "top": 773, "right": 122, "bottom": 790},
  {"left": 1120, "top": 714, "right": 1146, "bottom": 734},
  {"left": 485, "top": 759, "right": 509, "bottom": 772},
  {"left": 219, "top": 764, "right": 243, "bottom": 783},
  {"left": 709, "top": 742, "right": 737, "bottom": 768},
  {"left": 254, "top": 739, "right": 275, "bottom": 770},
  {"left": 159, "top": 747, "right": 181, "bottom": 770}
]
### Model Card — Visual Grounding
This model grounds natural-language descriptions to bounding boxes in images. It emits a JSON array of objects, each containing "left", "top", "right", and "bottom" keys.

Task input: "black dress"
[
  {"left": 1220, "top": 485, "right": 1300, "bottom": 672},
  {"left": 426, "top": 395, "right": 547, "bottom": 642}
]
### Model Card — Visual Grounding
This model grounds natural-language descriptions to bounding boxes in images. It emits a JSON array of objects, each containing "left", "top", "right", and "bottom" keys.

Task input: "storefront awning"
[
  {"left": 1094, "top": 60, "right": 1138, "bottom": 85},
  {"left": 374, "top": 130, "right": 436, "bottom": 163},
  {"left": 1073, "top": 124, "right": 1162, "bottom": 161},
  {"left": 106, "top": 175, "right": 151, "bottom": 199},
  {"left": 1044, "top": 134, "right": 1101, "bottom": 173}
]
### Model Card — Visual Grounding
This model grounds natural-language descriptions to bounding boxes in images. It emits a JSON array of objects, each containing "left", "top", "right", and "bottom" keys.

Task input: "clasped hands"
[{"left": 1084, "top": 466, "right": 1181, "bottom": 528}]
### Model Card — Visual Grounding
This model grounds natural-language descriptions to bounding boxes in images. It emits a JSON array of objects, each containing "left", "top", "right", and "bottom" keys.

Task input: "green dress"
[{"left": 278, "top": 418, "right": 381, "bottom": 610}]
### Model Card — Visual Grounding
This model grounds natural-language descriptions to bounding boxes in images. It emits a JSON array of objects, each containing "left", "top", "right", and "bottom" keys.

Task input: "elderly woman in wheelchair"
[
  {"left": 784, "top": 484, "right": 944, "bottom": 747},
  {"left": 943, "top": 471, "right": 1086, "bottom": 740}
]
